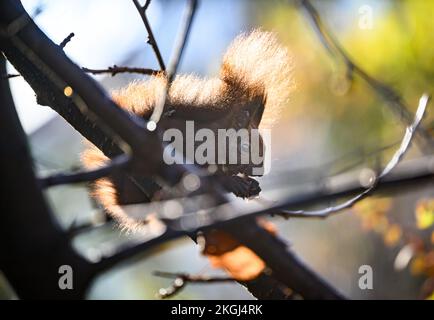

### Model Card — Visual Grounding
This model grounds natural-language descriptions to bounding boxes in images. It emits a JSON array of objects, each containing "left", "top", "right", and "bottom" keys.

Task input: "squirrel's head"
[{"left": 219, "top": 94, "right": 266, "bottom": 177}]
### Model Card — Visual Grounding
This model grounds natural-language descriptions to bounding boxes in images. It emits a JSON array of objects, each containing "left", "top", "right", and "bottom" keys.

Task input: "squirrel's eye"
[{"left": 241, "top": 142, "right": 250, "bottom": 152}]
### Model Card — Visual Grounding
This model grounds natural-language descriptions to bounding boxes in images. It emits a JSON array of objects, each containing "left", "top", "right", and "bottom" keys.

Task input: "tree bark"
[{"left": 0, "top": 56, "right": 95, "bottom": 299}]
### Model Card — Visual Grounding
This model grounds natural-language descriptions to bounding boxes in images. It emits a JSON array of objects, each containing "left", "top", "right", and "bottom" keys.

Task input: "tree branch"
[
  {"left": 0, "top": 0, "right": 164, "bottom": 173},
  {"left": 59, "top": 32, "right": 74, "bottom": 49},
  {"left": 279, "top": 94, "right": 430, "bottom": 218},
  {"left": 148, "top": 0, "right": 198, "bottom": 127},
  {"left": 297, "top": 0, "right": 434, "bottom": 151},
  {"left": 2, "top": 72, "right": 20, "bottom": 79},
  {"left": 82, "top": 65, "right": 159, "bottom": 77},
  {"left": 132, "top": 0, "right": 165, "bottom": 71},
  {"left": 38, "top": 154, "right": 131, "bottom": 188},
  {"left": 93, "top": 229, "right": 187, "bottom": 273},
  {"left": 0, "top": 54, "right": 95, "bottom": 299},
  {"left": 154, "top": 271, "right": 235, "bottom": 298}
]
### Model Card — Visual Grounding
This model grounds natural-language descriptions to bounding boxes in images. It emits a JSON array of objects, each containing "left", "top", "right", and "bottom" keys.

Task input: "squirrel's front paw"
[{"left": 218, "top": 175, "right": 261, "bottom": 198}]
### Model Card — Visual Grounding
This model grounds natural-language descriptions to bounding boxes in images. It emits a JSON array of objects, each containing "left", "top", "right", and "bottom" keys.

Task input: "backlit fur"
[{"left": 82, "top": 29, "right": 295, "bottom": 231}]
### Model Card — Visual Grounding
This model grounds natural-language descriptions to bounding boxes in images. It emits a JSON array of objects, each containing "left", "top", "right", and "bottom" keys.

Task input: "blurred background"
[{"left": 1, "top": 0, "right": 434, "bottom": 299}]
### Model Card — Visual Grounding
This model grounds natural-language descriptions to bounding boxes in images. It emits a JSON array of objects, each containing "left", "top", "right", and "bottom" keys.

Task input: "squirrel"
[{"left": 82, "top": 29, "right": 294, "bottom": 233}]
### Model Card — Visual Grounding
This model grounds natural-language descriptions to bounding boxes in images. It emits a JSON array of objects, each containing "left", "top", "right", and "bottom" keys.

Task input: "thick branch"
[
  {"left": 0, "top": 55, "right": 95, "bottom": 299},
  {"left": 0, "top": 0, "right": 160, "bottom": 161}
]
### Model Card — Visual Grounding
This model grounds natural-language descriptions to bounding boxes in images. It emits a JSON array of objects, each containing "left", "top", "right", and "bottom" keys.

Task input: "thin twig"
[
  {"left": 143, "top": 0, "right": 151, "bottom": 11},
  {"left": 132, "top": 0, "right": 166, "bottom": 71},
  {"left": 279, "top": 94, "right": 430, "bottom": 219},
  {"left": 148, "top": 0, "right": 198, "bottom": 128},
  {"left": 94, "top": 229, "right": 187, "bottom": 273},
  {"left": 4, "top": 65, "right": 160, "bottom": 79},
  {"left": 38, "top": 154, "right": 131, "bottom": 188},
  {"left": 154, "top": 271, "right": 235, "bottom": 298},
  {"left": 264, "top": 140, "right": 398, "bottom": 187},
  {"left": 2, "top": 73, "right": 19, "bottom": 79},
  {"left": 215, "top": 124, "right": 434, "bottom": 190},
  {"left": 59, "top": 32, "right": 75, "bottom": 49},
  {"left": 298, "top": 0, "right": 434, "bottom": 151},
  {"left": 82, "top": 65, "right": 159, "bottom": 77}
]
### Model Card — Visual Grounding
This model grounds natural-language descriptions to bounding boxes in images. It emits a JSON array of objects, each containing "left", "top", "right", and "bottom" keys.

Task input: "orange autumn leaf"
[
  {"left": 207, "top": 246, "right": 266, "bottom": 281},
  {"left": 201, "top": 220, "right": 276, "bottom": 281},
  {"left": 202, "top": 229, "right": 265, "bottom": 281}
]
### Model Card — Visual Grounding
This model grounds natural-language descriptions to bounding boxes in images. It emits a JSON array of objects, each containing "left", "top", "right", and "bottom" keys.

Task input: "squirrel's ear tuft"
[
  {"left": 249, "top": 94, "right": 266, "bottom": 128},
  {"left": 220, "top": 29, "right": 295, "bottom": 128},
  {"left": 233, "top": 94, "right": 265, "bottom": 129},
  {"left": 257, "top": 94, "right": 267, "bottom": 127}
]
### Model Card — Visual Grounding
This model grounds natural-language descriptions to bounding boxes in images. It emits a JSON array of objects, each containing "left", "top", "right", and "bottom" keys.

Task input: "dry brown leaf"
[{"left": 201, "top": 219, "right": 276, "bottom": 281}]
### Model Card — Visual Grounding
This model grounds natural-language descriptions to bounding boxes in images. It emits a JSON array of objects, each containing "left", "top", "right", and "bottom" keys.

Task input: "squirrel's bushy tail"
[{"left": 220, "top": 29, "right": 295, "bottom": 128}]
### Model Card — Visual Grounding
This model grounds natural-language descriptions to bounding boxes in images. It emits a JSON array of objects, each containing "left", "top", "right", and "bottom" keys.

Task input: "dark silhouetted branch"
[
  {"left": 94, "top": 229, "right": 187, "bottom": 273},
  {"left": 0, "top": 54, "right": 94, "bottom": 299},
  {"left": 82, "top": 65, "right": 159, "bottom": 77},
  {"left": 149, "top": 0, "right": 198, "bottom": 127},
  {"left": 279, "top": 94, "right": 430, "bottom": 218},
  {"left": 59, "top": 32, "right": 74, "bottom": 49},
  {"left": 0, "top": 0, "right": 164, "bottom": 173},
  {"left": 38, "top": 154, "right": 131, "bottom": 188},
  {"left": 154, "top": 271, "right": 234, "bottom": 298},
  {"left": 2, "top": 72, "right": 19, "bottom": 79},
  {"left": 118, "top": 157, "right": 434, "bottom": 234},
  {"left": 154, "top": 268, "right": 299, "bottom": 300},
  {"left": 132, "top": 0, "right": 165, "bottom": 71},
  {"left": 3, "top": 32, "right": 75, "bottom": 79}
]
